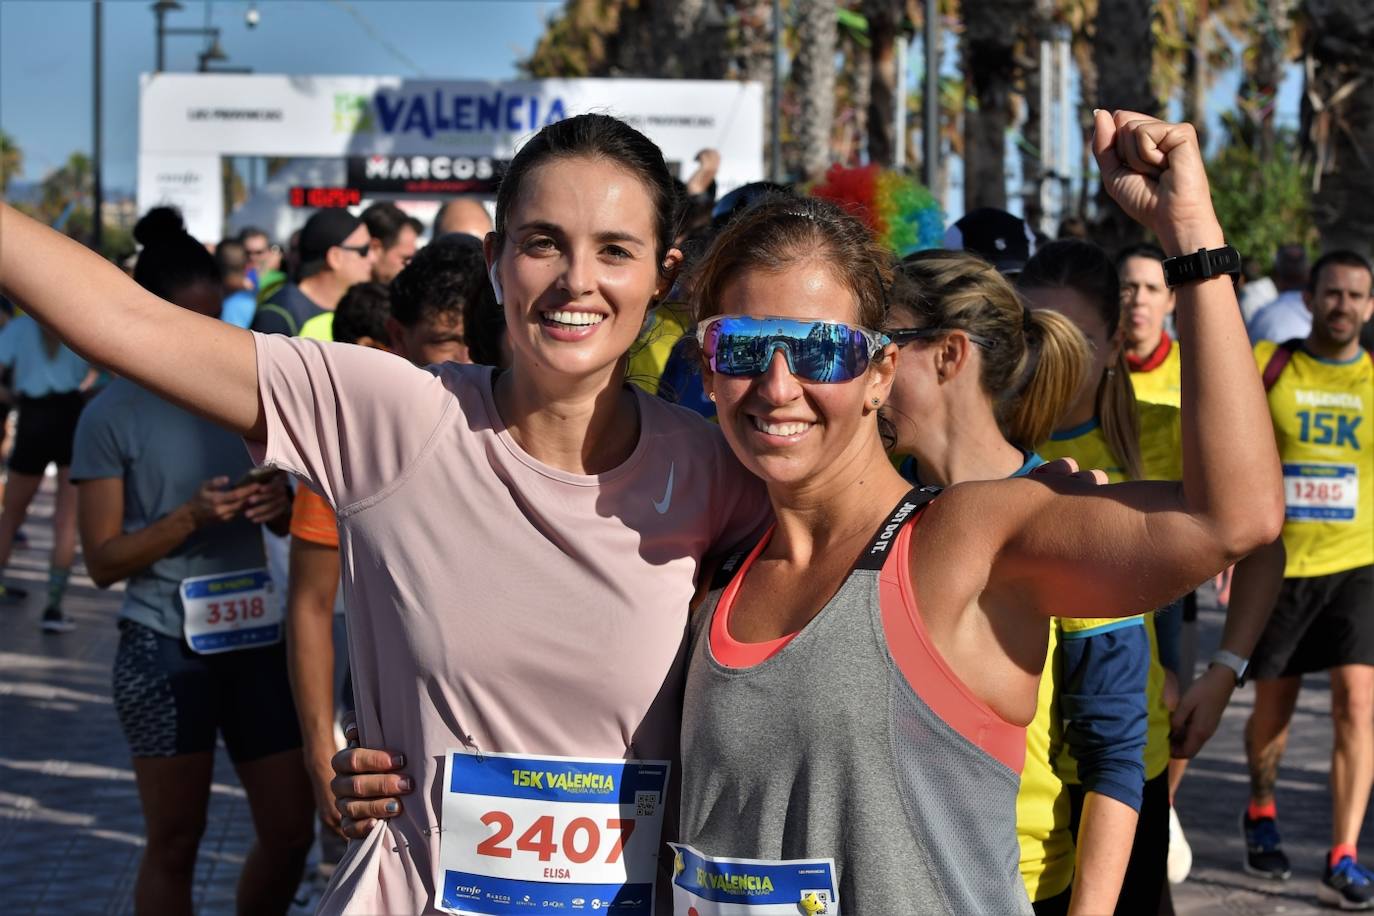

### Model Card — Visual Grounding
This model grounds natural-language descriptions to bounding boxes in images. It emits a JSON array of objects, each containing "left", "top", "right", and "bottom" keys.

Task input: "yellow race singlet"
[
  {"left": 626, "top": 301, "right": 694, "bottom": 394},
  {"left": 1255, "top": 340, "right": 1374, "bottom": 578},
  {"left": 1130, "top": 338, "right": 1183, "bottom": 408},
  {"left": 1016, "top": 623, "right": 1074, "bottom": 901},
  {"left": 298, "top": 311, "right": 336, "bottom": 342}
]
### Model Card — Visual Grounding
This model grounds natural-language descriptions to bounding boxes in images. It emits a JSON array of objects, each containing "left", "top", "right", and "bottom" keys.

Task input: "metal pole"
[
  {"left": 894, "top": 34, "right": 908, "bottom": 170},
  {"left": 155, "top": 5, "right": 165, "bottom": 72},
  {"left": 922, "top": 0, "right": 939, "bottom": 189},
  {"left": 1038, "top": 35, "right": 1052, "bottom": 235},
  {"left": 92, "top": 0, "right": 104, "bottom": 255},
  {"left": 771, "top": 0, "right": 783, "bottom": 182}
]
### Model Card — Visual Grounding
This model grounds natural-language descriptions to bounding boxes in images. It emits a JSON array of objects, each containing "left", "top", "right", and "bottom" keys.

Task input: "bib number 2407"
[{"left": 439, "top": 750, "right": 669, "bottom": 916}]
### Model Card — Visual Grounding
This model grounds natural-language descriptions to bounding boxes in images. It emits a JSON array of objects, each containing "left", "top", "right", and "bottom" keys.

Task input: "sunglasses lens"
[{"left": 706, "top": 318, "right": 872, "bottom": 382}]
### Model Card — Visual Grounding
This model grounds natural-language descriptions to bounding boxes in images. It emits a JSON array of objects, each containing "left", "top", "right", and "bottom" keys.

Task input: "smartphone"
[{"left": 232, "top": 466, "right": 280, "bottom": 489}]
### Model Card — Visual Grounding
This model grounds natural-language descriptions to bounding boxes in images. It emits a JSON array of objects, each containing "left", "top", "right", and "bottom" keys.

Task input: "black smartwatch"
[{"left": 1162, "top": 245, "right": 1241, "bottom": 288}]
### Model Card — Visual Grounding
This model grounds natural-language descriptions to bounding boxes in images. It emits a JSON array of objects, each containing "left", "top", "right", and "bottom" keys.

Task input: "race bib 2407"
[{"left": 438, "top": 750, "right": 670, "bottom": 916}]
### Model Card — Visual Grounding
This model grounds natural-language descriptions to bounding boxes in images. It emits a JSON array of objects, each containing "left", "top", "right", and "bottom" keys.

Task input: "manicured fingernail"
[
  {"left": 391, "top": 754, "right": 405, "bottom": 767},
  {"left": 385, "top": 801, "right": 399, "bottom": 814},
  {"left": 399, "top": 777, "right": 414, "bottom": 792}
]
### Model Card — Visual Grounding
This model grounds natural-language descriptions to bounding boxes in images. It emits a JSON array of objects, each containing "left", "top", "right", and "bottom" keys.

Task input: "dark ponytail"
[{"left": 132, "top": 207, "right": 219, "bottom": 303}]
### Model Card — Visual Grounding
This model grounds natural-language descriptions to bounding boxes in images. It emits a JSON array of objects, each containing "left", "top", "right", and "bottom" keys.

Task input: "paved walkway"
[{"left": 0, "top": 476, "right": 1365, "bottom": 914}]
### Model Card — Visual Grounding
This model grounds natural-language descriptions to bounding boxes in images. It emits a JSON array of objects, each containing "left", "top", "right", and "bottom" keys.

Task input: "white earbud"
[{"left": 488, "top": 264, "right": 504, "bottom": 305}]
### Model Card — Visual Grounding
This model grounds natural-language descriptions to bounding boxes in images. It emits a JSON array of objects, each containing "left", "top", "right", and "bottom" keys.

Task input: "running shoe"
[
  {"left": 40, "top": 605, "right": 74, "bottom": 633},
  {"left": 0, "top": 582, "right": 28, "bottom": 604},
  {"left": 1242, "top": 811, "right": 1292, "bottom": 880},
  {"left": 1319, "top": 856, "right": 1374, "bottom": 910},
  {"left": 1168, "top": 806, "right": 1193, "bottom": 883}
]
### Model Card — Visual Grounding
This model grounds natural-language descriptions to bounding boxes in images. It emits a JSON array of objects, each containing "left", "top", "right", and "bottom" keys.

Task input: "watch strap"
[
  {"left": 1162, "top": 245, "right": 1241, "bottom": 288},
  {"left": 1211, "top": 649, "right": 1249, "bottom": 687}
]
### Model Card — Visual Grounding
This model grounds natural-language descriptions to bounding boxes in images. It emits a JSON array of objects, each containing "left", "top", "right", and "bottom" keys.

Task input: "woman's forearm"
[
  {"left": 1069, "top": 792, "right": 1138, "bottom": 916},
  {"left": 86, "top": 504, "right": 198, "bottom": 587},
  {"left": 0, "top": 205, "right": 263, "bottom": 437}
]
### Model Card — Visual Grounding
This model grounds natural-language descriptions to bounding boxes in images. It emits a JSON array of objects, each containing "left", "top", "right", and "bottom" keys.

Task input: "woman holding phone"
[{"left": 68, "top": 208, "right": 309, "bottom": 915}]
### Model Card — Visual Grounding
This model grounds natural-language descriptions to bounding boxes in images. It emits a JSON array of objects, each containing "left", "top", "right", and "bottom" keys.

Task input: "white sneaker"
[{"left": 1168, "top": 806, "right": 1193, "bottom": 884}]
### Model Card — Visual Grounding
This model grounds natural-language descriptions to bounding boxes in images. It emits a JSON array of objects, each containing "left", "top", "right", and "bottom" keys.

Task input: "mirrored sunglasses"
[{"left": 696, "top": 315, "right": 890, "bottom": 383}]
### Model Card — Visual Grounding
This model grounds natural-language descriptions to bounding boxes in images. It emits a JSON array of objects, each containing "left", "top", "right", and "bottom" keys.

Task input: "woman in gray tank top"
[
  {"left": 332, "top": 113, "right": 1283, "bottom": 916},
  {"left": 669, "top": 112, "right": 1280, "bottom": 915}
]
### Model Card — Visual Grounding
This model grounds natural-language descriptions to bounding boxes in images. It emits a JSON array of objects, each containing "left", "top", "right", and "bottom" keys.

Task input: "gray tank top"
[{"left": 679, "top": 490, "right": 1032, "bottom": 914}]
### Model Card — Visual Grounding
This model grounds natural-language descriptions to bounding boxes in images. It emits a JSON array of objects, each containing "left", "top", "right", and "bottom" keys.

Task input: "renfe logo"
[{"left": 370, "top": 89, "right": 568, "bottom": 138}]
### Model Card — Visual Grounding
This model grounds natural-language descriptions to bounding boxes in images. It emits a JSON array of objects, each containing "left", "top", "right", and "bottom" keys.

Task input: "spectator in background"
[
  {"left": 238, "top": 226, "right": 280, "bottom": 290},
  {"left": 1248, "top": 244, "right": 1311, "bottom": 344},
  {"left": 675, "top": 148, "right": 721, "bottom": 243},
  {"left": 216, "top": 239, "right": 257, "bottom": 329},
  {"left": 1239, "top": 255, "right": 1277, "bottom": 323},
  {"left": 359, "top": 202, "right": 423, "bottom": 285},
  {"left": 1057, "top": 216, "right": 1089, "bottom": 241},
  {"left": 251, "top": 210, "right": 373, "bottom": 338},
  {"left": 431, "top": 197, "right": 492, "bottom": 240},
  {"left": 386, "top": 233, "right": 493, "bottom": 366},
  {"left": 286, "top": 279, "right": 392, "bottom": 910},
  {"left": 1118, "top": 245, "right": 1181, "bottom": 408},
  {"left": 946, "top": 207, "right": 1038, "bottom": 276},
  {"left": 0, "top": 283, "right": 98, "bottom": 632},
  {"left": 72, "top": 207, "right": 312, "bottom": 915},
  {"left": 331, "top": 282, "right": 392, "bottom": 351}
]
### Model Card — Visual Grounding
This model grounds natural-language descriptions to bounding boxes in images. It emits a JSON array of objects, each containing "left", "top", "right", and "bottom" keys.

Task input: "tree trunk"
[
  {"left": 848, "top": 31, "right": 874, "bottom": 164},
  {"left": 1247, "top": 0, "right": 1295, "bottom": 161},
  {"left": 1302, "top": 0, "right": 1374, "bottom": 258},
  {"left": 795, "top": 0, "right": 838, "bottom": 181},
  {"left": 1183, "top": 0, "right": 1210, "bottom": 152},
  {"left": 1020, "top": 0, "right": 1055, "bottom": 231},
  {"left": 962, "top": 0, "right": 1030, "bottom": 211},
  {"left": 1092, "top": 0, "right": 1157, "bottom": 252},
  {"left": 865, "top": 0, "right": 901, "bottom": 167}
]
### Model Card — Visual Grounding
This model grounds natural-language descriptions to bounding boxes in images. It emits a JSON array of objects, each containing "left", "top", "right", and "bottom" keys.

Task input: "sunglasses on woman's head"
[{"left": 695, "top": 315, "right": 890, "bottom": 383}]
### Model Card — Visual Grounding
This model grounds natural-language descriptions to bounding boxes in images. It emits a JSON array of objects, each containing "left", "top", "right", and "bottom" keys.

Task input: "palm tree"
[
  {"left": 794, "top": 0, "right": 839, "bottom": 181},
  {"left": 1301, "top": 0, "right": 1374, "bottom": 256},
  {"left": 1092, "top": 0, "right": 1156, "bottom": 251},
  {"left": 961, "top": 0, "right": 1035, "bottom": 210},
  {"left": 0, "top": 131, "right": 21, "bottom": 197}
]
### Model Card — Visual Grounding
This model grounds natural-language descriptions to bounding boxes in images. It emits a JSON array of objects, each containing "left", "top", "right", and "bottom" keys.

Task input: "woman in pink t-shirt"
[{"left": 0, "top": 115, "right": 769, "bottom": 915}]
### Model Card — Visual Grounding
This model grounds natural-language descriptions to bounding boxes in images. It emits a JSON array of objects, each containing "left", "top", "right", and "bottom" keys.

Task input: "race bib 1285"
[
  {"left": 438, "top": 750, "right": 670, "bottom": 916},
  {"left": 1283, "top": 462, "right": 1359, "bottom": 522}
]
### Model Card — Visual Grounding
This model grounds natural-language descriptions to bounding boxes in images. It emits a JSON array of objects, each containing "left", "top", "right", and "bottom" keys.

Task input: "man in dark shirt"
[{"left": 251, "top": 210, "right": 374, "bottom": 336}]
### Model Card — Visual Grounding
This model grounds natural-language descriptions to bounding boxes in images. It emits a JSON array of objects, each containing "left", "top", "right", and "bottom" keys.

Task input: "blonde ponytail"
[{"left": 1005, "top": 308, "right": 1092, "bottom": 451}]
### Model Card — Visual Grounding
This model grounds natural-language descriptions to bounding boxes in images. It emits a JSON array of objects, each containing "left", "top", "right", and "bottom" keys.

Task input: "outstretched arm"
[
  {"left": 0, "top": 205, "right": 262, "bottom": 437},
  {"left": 932, "top": 112, "right": 1283, "bottom": 621}
]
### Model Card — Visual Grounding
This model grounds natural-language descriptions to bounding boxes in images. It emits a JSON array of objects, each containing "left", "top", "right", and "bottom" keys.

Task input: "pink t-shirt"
[{"left": 248, "top": 334, "right": 770, "bottom": 914}]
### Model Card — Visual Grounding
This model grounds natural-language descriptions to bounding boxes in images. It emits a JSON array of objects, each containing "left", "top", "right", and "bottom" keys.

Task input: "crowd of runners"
[{"left": 0, "top": 107, "right": 1370, "bottom": 916}]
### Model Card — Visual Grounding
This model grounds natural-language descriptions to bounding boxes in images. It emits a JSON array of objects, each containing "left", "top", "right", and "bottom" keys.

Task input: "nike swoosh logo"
[{"left": 653, "top": 462, "right": 675, "bottom": 514}]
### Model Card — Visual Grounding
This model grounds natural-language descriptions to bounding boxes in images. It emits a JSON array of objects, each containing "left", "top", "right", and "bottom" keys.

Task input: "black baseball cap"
[
  {"left": 944, "top": 207, "right": 1037, "bottom": 275},
  {"left": 298, "top": 209, "right": 364, "bottom": 269}
]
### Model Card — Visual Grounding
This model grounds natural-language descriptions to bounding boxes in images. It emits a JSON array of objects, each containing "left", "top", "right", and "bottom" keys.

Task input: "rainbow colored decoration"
[{"left": 807, "top": 164, "right": 944, "bottom": 258}]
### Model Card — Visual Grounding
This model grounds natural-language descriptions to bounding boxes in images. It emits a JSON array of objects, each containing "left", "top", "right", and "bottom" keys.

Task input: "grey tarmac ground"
[{"left": 0, "top": 475, "right": 1366, "bottom": 914}]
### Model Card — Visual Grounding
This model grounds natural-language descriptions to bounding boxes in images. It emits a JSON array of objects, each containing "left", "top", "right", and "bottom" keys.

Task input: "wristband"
[
  {"left": 1162, "top": 245, "right": 1241, "bottom": 288},
  {"left": 1210, "top": 649, "right": 1249, "bottom": 687}
]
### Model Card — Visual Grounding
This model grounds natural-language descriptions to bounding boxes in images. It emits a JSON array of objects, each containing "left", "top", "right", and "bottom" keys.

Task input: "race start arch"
[{"left": 138, "top": 73, "right": 766, "bottom": 242}]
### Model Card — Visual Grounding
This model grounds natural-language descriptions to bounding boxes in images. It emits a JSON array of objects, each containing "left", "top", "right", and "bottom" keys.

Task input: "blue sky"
[
  {"left": 0, "top": 0, "right": 553, "bottom": 191},
  {"left": 2, "top": 0, "right": 1302, "bottom": 210}
]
